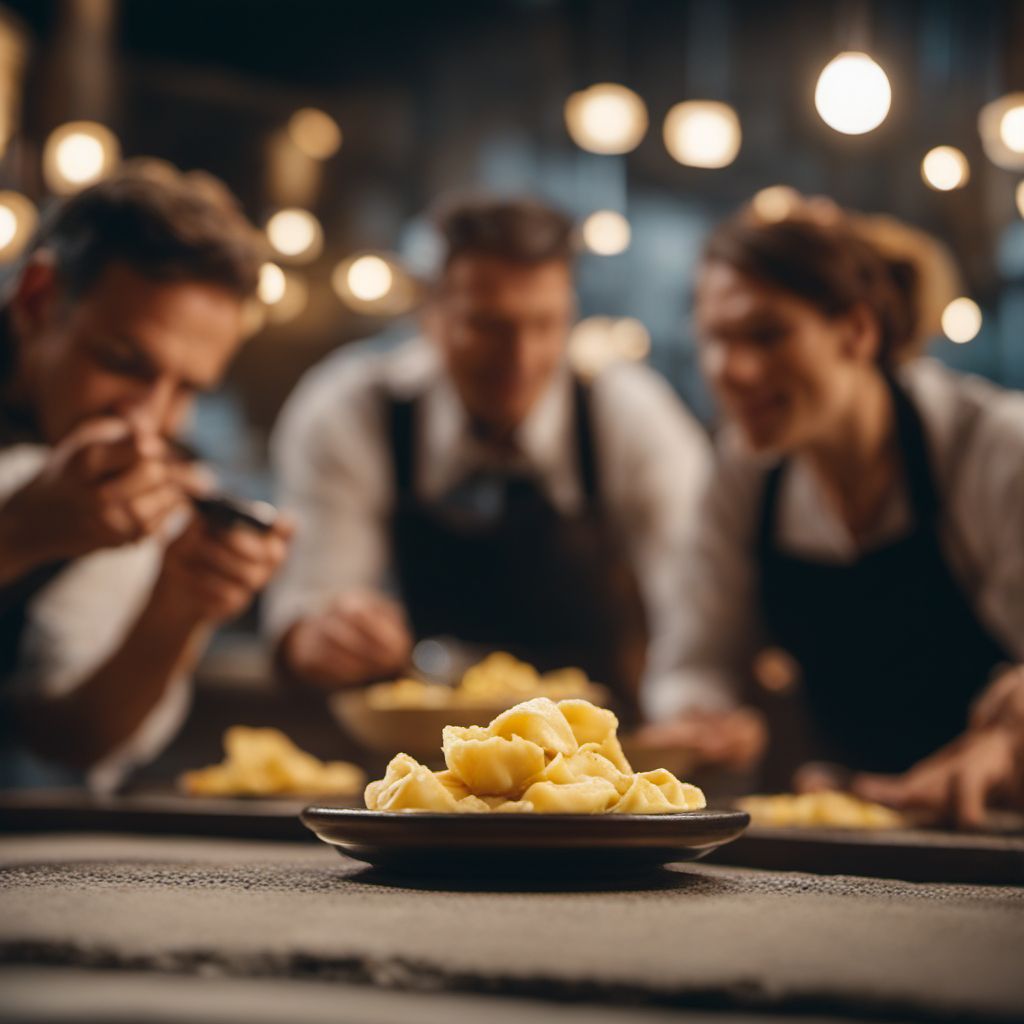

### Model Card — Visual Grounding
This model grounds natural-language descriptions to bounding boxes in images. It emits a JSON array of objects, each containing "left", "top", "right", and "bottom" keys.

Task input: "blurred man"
[
  {"left": 0, "top": 164, "right": 291, "bottom": 789},
  {"left": 266, "top": 196, "right": 710, "bottom": 726}
]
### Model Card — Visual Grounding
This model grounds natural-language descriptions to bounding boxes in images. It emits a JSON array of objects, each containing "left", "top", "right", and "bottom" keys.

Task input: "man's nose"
[{"left": 115, "top": 378, "right": 178, "bottom": 436}]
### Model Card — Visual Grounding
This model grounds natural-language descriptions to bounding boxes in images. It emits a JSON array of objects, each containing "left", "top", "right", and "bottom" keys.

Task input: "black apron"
[
  {"left": 387, "top": 379, "right": 649, "bottom": 726},
  {"left": 757, "top": 374, "right": 1012, "bottom": 774}
]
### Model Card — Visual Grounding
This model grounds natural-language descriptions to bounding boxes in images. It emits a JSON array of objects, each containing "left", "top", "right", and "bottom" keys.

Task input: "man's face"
[
  {"left": 13, "top": 260, "right": 247, "bottom": 445},
  {"left": 428, "top": 255, "right": 574, "bottom": 437},
  {"left": 694, "top": 261, "right": 867, "bottom": 454}
]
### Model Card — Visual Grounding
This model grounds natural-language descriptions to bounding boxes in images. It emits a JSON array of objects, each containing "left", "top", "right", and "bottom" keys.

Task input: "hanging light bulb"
[
  {"left": 581, "top": 210, "right": 631, "bottom": 255},
  {"left": 0, "top": 191, "right": 37, "bottom": 262},
  {"left": 941, "top": 297, "right": 981, "bottom": 344},
  {"left": 43, "top": 121, "right": 120, "bottom": 194},
  {"left": 257, "top": 262, "right": 287, "bottom": 305},
  {"left": 978, "top": 93, "right": 1024, "bottom": 171},
  {"left": 332, "top": 252, "right": 418, "bottom": 316},
  {"left": 265, "top": 208, "right": 323, "bottom": 263},
  {"left": 287, "top": 108, "right": 342, "bottom": 160},
  {"left": 751, "top": 185, "right": 801, "bottom": 223},
  {"left": 663, "top": 101, "right": 741, "bottom": 168},
  {"left": 921, "top": 146, "right": 970, "bottom": 191},
  {"left": 814, "top": 52, "right": 891, "bottom": 135},
  {"left": 564, "top": 83, "right": 648, "bottom": 155}
]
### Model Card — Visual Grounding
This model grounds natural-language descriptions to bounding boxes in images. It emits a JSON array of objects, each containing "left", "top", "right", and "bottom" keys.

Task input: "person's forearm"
[{"left": 18, "top": 588, "right": 209, "bottom": 770}]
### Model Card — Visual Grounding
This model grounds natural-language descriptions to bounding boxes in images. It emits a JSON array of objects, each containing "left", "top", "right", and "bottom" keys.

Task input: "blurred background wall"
[{"left": 1, "top": 0, "right": 1023, "bottom": 492}]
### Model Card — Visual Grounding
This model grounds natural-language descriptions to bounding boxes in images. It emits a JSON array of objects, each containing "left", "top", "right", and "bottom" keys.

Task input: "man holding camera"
[{"left": 0, "top": 164, "right": 291, "bottom": 789}]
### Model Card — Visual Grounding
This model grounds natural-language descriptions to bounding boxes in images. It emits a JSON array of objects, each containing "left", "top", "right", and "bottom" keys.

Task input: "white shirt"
[
  {"left": 264, "top": 335, "right": 713, "bottom": 715},
  {"left": 664, "top": 358, "right": 1024, "bottom": 718},
  {"left": 0, "top": 445, "right": 191, "bottom": 793}
]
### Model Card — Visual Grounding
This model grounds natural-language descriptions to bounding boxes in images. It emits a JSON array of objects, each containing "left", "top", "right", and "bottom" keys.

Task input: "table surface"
[{"left": 1, "top": 833, "right": 1023, "bottom": 1023}]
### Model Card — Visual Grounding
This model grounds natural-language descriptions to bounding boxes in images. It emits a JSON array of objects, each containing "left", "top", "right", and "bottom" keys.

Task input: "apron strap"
[
  {"left": 387, "top": 392, "right": 417, "bottom": 500},
  {"left": 571, "top": 377, "right": 601, "bottom": 508},
  {"left": 886, "top": 372, "right": 941, "bottom": 529}
]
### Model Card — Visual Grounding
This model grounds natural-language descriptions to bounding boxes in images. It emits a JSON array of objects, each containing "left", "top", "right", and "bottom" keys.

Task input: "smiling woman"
[{"left": 655, "top": 195, "right": 1024, "bottom": 827}]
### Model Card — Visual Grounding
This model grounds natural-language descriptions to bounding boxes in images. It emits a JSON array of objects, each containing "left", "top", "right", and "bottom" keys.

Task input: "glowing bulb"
[
  {"left": 921, "top": 146, "right": 969, "bottom": 191},
  {"left": 0, "top": 191, "right": 38, "bottom": 261},
  {"left": 569, "top": 316, "right": 650, "bottom": 376},
  {"left": 751, "top": 185, "right": 801, "bottom": 223},
  {"left": 43, "top": 121, "right": 120, "bottom": 194},
  {"left": 609, "top": 317, "right": 650, "bottom": 360},
  {"left": 258, "top": 262, "right": 287, "bottom": 305},
  {"left": 1017, "top": 180, "right": 1024, "bottom": 219},
  {"left": 814, "top": 52, "right": 891, "bottom": 135},
  {"left": 345, "top": 255, "right": 393, "bottom": 301},
  {"left": 1000, "top": 105, "right": 1024, "bottom": 154},
  {"left": 564, "top": 83, "right": 648, "bottom": 155},
  {"left": 941, "top": 297, "right": 981, "bottom": 344},
  {"left": 663, "top": 101, "right": 741, "bottom": 169},
  {"left": 288, "top": 108, "right": 342, "bottom": 160},
  {"left": 582, "top": 210, "right": 631, "bottom": 255},
  {"left": 265, "top": 208, "right": 322, "bottom": 262},
  {"left": 0, "top": 206, "right": 15, "bottom": 251}
]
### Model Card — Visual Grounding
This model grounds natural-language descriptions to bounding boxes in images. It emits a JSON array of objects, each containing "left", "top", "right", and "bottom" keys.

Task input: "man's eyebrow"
[{"left": 107, "top": 333, "right": 208, "bottom": 390}]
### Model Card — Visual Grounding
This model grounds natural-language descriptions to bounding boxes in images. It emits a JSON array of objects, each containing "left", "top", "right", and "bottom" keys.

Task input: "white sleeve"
[
  {"left": 951, "top": 391, "right": 1024, "bottom": 661},
  {"left": 645, "top": 433, "right": 768, "bottom": 721},
  {"left": 262, "top": 358, "right": 394, "bottom": 642}
]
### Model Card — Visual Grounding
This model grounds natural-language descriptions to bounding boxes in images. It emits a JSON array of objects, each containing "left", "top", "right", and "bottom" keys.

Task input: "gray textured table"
[{"left": 1, "top": 834, "right": 1023, "bottom": 1023}]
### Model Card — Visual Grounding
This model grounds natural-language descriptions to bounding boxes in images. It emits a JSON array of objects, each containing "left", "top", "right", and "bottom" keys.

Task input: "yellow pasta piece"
[
  {"left": 489, "top": 697, "right": 578, "bottom": 756},
  {"left": 520, "top": 777, "right": 621, "bottom": 813},
  {"left": 365, "top": 753, "right": 489, "bottom": 812},
  {"left": 737, "top": 791, "right": 904, "bottom": 829},
  {"left": 613, "top": 770, "right": 707, "bottom": 814},
  {"left": 442, "top": 727, "right": 547, "bottom": 796},
  {"left": 557, "top": 699, "right": 619, "bottom": 745}
]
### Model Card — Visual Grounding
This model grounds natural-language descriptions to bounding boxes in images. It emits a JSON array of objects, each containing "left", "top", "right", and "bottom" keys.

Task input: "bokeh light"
[
  {"left": 43, "top": 121, "right": 120, "bottom": 194},
  {"left": 332, "top": 253, "right": 418, "bottom": 316},
  {"left": 266, "top": 272, "right": 308, "bottom": 324},
  {"left": 0, "top": 191, "right": 37, "bottom": 262},
  {"left": 265, "top": 208, "right": 323, "bottom": 262},
  {"left": 1000, "top": 104, "right": 1024, "bottom": 154},
  {"left": 257, "top": 262, "right": 287, "bottom": 305},
  {"left": 941, "top": 297, "right": 982, "bottom": 344},
  {"left": 751, "top": 185, "right": 801, "bottom": 223},
  {"left": 569, "top": 316, "right": 651, "bottom": 377},
  {"left": 288, "top": 108, "right": 342, "bottom": 160},
  {"left": 814, "top": 52, "right": 891, "bottom": 135},
  {"left": 921, "top": 146, "right": 969, "bottom": 191},
  {"left": 345, "top": 255, "right": 393, "bottom": 301},
  {"left": 581, "top": 210, "right": 631, "bottom": 255},
  {"left": 663, "top": 101, "right": 741, "bottom": 169},
  {"left": 564, "top": 83, "right": 648, "bottom": 155}
]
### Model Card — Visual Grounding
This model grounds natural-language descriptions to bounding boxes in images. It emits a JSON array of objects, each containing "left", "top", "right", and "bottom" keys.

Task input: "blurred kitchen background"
[{"left": 0, "top": 0, "right": 1022, "bottom": 775}]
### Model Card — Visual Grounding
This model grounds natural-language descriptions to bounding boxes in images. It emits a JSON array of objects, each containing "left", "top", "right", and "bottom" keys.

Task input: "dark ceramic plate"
[{"left": 300, "top": 806, "right": 749, "bottom": 875}]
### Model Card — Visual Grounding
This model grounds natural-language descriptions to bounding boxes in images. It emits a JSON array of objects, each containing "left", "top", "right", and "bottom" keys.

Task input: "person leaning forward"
[
  {"left": 265, "top": 196, "right": 711, "bottom": 727},
  {"left": 0, "top": 163, "right": 292, "bottom": 790}
]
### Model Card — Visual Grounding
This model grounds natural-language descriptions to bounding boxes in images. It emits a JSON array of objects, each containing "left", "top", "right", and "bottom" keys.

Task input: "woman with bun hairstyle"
[{"left": 643, "top": 197, "right": 1024, "bottom": 826}]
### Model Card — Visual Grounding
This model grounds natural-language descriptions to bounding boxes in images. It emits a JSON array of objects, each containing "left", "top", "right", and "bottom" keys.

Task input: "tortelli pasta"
[
  {"left": 365, "top": 652, "right": 599, "bottom": 710},
  {"left": 364, "top": 697, "right": 706, "bottom": 814},
  {"left": 737, "top": 791, "right": 905, "bottom": 829}
]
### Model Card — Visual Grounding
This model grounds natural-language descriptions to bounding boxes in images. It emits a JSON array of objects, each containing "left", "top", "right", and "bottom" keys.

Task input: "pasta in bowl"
[{"left": 302, "top": 697, "right": 749, "bottom": 873}]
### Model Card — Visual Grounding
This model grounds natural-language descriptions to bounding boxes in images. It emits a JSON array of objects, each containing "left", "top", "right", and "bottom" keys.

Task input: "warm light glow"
[
  {"left": 814, "top": 52, "right": 891, "bottom": 135},
  {"left": 581, "top": 210, "right": 631, "bottom": 255},
  {"left": 43, "top": 121, "right": 120, "bottom": 194},
  {"left": 266, "top": 272, "right": 308, "bottom": 324},
  {"left": 0, "top": 191, "right": 37, "bottom": 261},
  {"left": 265, "top": 208, "right": 322, "bottom": 262},
  {"left": 978, "top": 93, "right": 1024, "bottom": 171},
  {"left": 258, "top": 262, "right": 287, "bottom": 305},
  {"left": 751, "top": 185, "right": 801, "bottom": 223},
  {"left": 1017, "top": 180, "right": 1024, "bottom": 219},
  {"left": 344, "top": 255, "right": 393, "bottom": 301},
  {"left": 288, "top": 108, "right": 342, "bottom": 160},
  {"left": 1000, "top": 105, "right": 1024, "bottom": 154},
  {"left": 569, "top": 316, "right": 651, "bottom": 376},
  {"left": 564, "top": 83, "right": 648, "bottom": 155},
  {"left": 663, "top": 101, "right": 741, "bottom": 169},
  {"left": 941, "top": 297, "right": 982, "bottom": 344},
  {"left": 921, "top": 146, "right": 969, "bottom": 191}
]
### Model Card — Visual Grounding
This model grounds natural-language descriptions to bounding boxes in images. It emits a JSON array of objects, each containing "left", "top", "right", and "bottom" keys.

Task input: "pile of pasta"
[
  {"left": 737, "top": 791, "right": 905, "bottom": 829},
  {"left": 365, "top": 696, "right": 706, "bottom": 814},
  {"left": 366, "top": 652, "right": 597, "bottom": 710},
  {"left": 180, "top": 726, "right": 365, "bottom": 798}
]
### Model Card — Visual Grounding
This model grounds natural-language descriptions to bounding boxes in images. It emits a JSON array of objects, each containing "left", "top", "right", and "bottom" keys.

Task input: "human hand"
[
  {"left": 281, "top": 589, "right": 413, "bottom": 689},
  {"left": 631, "top": 706, "right": 767, "bottom": 772}
]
